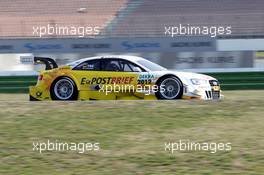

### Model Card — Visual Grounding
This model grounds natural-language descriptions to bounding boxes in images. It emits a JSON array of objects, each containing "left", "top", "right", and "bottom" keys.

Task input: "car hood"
[{"left": 152, "top": 70, "right": 216, "bottom": 81}]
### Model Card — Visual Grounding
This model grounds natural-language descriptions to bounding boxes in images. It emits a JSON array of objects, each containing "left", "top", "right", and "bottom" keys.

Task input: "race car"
[{"left": 29, "top": 55, "right": 221, "bottom": 101}]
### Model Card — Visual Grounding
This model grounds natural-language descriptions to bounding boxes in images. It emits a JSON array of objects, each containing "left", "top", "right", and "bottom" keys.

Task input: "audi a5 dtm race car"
[{"left": 29, "top": 55, "right": 221, "bottom": 101}]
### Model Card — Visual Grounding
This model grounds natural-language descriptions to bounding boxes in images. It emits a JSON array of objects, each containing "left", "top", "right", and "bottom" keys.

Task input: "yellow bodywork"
[{"left": 29, "top": 66, "right": 158, "bottom": 100}]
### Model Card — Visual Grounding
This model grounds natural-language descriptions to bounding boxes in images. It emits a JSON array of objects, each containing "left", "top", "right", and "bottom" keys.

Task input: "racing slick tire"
[
  {"left": 50, "top": 77, "right": 78, "bottom": 100},
  {"left": 156, "top": 76, "right": 183, "bottom": 100}
]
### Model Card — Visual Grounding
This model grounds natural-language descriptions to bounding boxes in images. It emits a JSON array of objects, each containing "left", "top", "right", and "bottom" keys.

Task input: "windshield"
[{"left": 137, "top": 59, "right": 167, "bottom": 71}]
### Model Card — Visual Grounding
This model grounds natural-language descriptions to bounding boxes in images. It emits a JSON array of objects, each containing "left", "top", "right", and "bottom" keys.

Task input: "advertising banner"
[
  {"left": 0, "top": 37, "right": 216, "bottom": 53},
  {"left": 159, "top": 51, "right": 253, "bottom": 69}
]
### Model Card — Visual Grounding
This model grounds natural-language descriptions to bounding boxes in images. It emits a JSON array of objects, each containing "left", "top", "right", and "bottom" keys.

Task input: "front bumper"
[{"left": 183, "top": 83, "right": 222, "bottom": 100}]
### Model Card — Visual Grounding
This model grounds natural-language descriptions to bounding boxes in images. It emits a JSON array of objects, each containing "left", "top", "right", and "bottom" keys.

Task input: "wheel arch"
[
  {"left": 50, "top": 75, "right": 79, "bottom": 100},
  {"left": 156, "top": 74, "right": 183, "bottom": 85},
  {"left": 51, "top": 74, "right": 80, "bottom": 91},
  {"left": 155, "top": 74, "right": 184, "bottom": 100}
]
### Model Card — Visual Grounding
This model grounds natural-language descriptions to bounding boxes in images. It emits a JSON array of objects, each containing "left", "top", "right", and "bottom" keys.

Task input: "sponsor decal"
[
  {"left": 137, "top": 74, "right": 155, "bottom": 84},
  {"left": 81, "top": 77, "right": 134, "bottom": 85},
  {"left": 139, "top": 74, "right": 155, "bottom": 80}
]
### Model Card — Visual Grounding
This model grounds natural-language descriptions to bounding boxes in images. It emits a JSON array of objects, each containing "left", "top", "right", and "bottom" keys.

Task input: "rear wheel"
[
  {"left": 156, "top": 76, "right": 183, "bottom": 100},
  {"left": 51, "top": 77, "right": 78, "bottom": 100}
]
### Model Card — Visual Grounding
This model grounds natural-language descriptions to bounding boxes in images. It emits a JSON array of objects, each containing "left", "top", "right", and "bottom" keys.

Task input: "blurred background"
[
  {"left": 0, "top": 0, "right": 264, "bottom": 92},
  {"left": 1, "top": 1, "right": 264, "bottom": 174}
]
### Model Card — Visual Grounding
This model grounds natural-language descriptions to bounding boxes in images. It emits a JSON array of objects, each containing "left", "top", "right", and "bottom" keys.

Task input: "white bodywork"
[
  {"left": 68, "top": 55, "right": 222, "bottom": 100},
  {"left": 152, "top": 71, "right": 220, "bottom": 100}
]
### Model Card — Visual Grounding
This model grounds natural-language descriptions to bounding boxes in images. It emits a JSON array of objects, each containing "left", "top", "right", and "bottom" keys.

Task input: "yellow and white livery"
[{"left": 29, "top": 55, "right": 221, "bottom": 101}]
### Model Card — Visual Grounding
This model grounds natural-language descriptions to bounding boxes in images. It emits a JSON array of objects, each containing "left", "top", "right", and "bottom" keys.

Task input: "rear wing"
[
  {"left": 34, "top": 57, "right": 58, "bottom": 70},
  {"left": 20, "top": 56, "right": 58, "bottom": 70}
]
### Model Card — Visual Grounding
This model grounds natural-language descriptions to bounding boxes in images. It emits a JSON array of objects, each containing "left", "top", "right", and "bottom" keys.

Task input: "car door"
[
  {"left": 98, "top": 58, "right": 145, "bottom": 97},
  {"left": 71, "top": 58, "right": 148, "bottom": 99},
  {"left": 71, "top": 59, "right": 103, "bottom": 92}
]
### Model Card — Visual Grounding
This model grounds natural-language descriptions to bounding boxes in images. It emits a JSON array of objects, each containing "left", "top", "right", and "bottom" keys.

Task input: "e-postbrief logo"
[{"left": 81, "top": 77, "right": 135, "bottom": 85}]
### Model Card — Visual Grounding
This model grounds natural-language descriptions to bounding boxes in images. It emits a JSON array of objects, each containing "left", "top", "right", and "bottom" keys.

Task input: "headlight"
[{"left": 191, "top": 78, "right": 207, "bottom": 85}]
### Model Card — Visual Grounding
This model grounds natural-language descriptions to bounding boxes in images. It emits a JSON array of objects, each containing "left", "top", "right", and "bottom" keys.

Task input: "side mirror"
[{"left": 133, "top": 67, "right": 142, "bottom": 72}]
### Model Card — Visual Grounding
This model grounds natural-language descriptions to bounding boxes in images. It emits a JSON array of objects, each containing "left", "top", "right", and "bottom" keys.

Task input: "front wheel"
[
  {"left": 50, "top": 77, "right": 78, "bottom": 100},
  {"left": 156, "top": 76, "right": 183, "bottom": 100}
]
